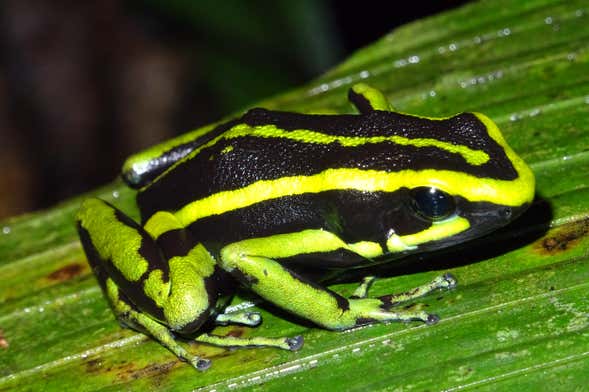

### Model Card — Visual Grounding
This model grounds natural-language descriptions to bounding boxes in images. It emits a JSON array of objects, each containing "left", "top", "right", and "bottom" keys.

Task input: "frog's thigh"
[
  {"left": 76, "top": 199, "right": 213, "bottom": 369},
  {"left": 221, "top": 252, "right": 354, "bottom": 329},
  {"left": 77, "top": 199, "right": 172, "bottom": 317},
  {"left": 76, "top": 199, "right": 212, "bottom": 331},
  {"left": 76, "top": 198, "right": 162, "bottom": 295},
  {"left": 219, "top": 230, "right": 432, "bottom": 330}
]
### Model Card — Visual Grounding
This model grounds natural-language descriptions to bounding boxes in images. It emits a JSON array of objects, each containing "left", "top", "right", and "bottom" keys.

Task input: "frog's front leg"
[
  {"left": 214, "top": 309, "right": 262, "bottom": 327},
  {"left": 220, "top": 230, "right": 456, "bottom": 330}
]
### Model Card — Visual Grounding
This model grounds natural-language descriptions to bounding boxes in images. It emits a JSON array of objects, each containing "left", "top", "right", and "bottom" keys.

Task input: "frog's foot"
[
  {"left": 205, "top": 310, "right": 303, "bottom": 352},
  {"left": 101, "top": 279, "right": 213, "bottom": 371},
  {"left": 378, "top": 273, "right": 457, "bottom": 307},
  {"left": 347, "top": 273, "right": 457, "bottom": 327},
  {"left": 214, "top": 311, "right": 262, "bottom": 327},
  {"left": 196, "top": 333, "right": 304, "bottom": 351},
  {"left": 348, "top": 298, "right": 439, "bottom": 326}
]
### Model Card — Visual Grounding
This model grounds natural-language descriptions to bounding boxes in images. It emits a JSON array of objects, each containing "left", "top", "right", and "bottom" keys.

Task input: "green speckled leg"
[
  {"left": 93, "top": 265, "right": 300, "bottom": 371},
  {"left": 204, "top": 310, "right": 303, "bottom": 350},
  {"left": 220, "top": 250, "right": 455, "bottom": 330},
  {"left": 104, "top": 278, "right": 213, "bottom": 371},
  {"left": 196, "top": 333, "right": 303, "bottom": 351},
  {"left": 77, "top": 199, "right": 301, "bottom": 371}
]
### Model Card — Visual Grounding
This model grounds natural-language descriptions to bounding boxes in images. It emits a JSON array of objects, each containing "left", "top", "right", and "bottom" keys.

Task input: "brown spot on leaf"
[
  {"left": 113, "top": 359, "right": 176, "bottom": 383},
  {"left": 127, "top": 361, "right": 175, "bottom": 381},
  {"left": 0, "top": 329, "right": 9, "bottom": 349},
  {"left": 227, "top": 327, "right": 245, "bottom": 338},
  {"left": 47, "top": 263, "right": 85, "bottom": 282},
  {"left": 84, "top": 358, "right": 102, "bottom": 374},
  {"left": 535, "top": 217, "right": 589, "bottom": 255}
]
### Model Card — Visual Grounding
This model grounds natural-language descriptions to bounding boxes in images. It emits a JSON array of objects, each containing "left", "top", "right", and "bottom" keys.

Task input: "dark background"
[{"left": 0, "top": 0, "right": 470, "bottom": 219}]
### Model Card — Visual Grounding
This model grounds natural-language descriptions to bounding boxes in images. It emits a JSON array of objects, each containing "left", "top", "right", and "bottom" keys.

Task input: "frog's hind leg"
[
  {"left": 105, "top": 277, "right": 214, "bottom": 370},
  {"left": 76, "top": 198, "right": 214, "bottom": 370},
  {"left": 77, "top": 199, "right": 302, "bottom": 369},
  {"left": 219, "top": 230, "right": 456, "bottom": 330}
]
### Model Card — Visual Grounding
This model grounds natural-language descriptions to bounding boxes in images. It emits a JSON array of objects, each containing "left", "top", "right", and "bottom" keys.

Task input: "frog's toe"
[
  {"left": 246, "top": 312, "right": 262, "bottom": 326},
  {"left": 440, "top": 273, "right": 458, "bottom": 289},
  {"left": 425, "top": 313, "right": 440, "bottom": 325},
  {"left": 286, "top": 335, "right": 304, "bottom": 351},
  {"left": 194, "top": 357, "right": 212, "bottom": 371}
]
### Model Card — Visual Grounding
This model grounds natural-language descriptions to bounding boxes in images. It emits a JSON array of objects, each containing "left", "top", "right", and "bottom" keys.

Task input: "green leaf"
[{"left": 1, "top": 0, "right": 588, "bottom": 390}]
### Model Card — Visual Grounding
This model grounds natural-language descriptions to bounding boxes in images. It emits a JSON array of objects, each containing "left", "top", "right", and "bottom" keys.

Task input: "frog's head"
[{"left": 383, "top": 112, "right": 535, "bottom": 255}]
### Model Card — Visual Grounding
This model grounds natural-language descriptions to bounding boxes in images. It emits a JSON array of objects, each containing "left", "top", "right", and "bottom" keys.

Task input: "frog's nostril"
[{"left": 499, "top": 207, "right": 512, "bottom": 220}]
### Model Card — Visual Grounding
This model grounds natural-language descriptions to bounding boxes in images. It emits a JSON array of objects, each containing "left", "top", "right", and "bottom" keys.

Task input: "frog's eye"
[{"left": 410, "top": 187, "right": 456, "bottom": 221}]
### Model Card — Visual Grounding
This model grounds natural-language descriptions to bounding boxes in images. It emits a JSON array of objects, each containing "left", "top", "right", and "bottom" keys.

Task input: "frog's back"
[{"left": 137, "top": 108, "right": 519, "bottom": 246}]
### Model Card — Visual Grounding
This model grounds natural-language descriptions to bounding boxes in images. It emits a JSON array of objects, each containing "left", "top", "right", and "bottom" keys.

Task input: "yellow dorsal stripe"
[
  {"left": 139, "top": 117, "right": 494, "bottom": 192},
  {"left": 153, "top": 167, "right": 534, "bottom": 234},
  {"left": 223, "top": 124, "right": 490, "bottom": 166}
]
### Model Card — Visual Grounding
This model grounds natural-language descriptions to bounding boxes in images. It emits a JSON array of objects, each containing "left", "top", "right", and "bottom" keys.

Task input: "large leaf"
[{"left": 1, "top": 0, "right": 588, "bottom": 390}]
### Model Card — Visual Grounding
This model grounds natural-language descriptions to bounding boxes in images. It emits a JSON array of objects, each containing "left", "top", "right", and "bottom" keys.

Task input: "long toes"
[{"left": 441, "top": 273, "right": 458, "bottom": 289}]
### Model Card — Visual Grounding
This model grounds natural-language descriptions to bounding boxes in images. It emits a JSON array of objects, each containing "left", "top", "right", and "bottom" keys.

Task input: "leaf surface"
[{"left": 1, "top": 0, "right": 588, "bottom": 390}]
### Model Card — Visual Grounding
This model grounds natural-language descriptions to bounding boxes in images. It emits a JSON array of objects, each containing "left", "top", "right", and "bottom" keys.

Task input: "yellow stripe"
[
  {"left": 138, "top": 113, "right": 495, "bottom": 192},
  {"left": 222, "top": 229, "right": 383, "bottom": 261},
  {"left": 123, "top": 122, "right": 219, "bottom": 180},
  {"left": 144, "top": 211, "right": 184, "bottom": 244},
  {"left": 473, "top": 112, "right": 534, "bottom": 183},
  {"left": 350, "top": 83, "right": 392, "bottom": 111},
  {"left": 222, "top": 124, "right": 490, "bottom": 166},
  {"left": 166, "top": 166, "right": 534, "bottom": 230},
  {"left": 387, "top": 216, "right": 470, "bottom": 252}
]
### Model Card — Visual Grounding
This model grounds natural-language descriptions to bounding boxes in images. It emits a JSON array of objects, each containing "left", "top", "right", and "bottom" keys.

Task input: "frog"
[{"left": 76, "top": 83, "right": 535, "bottom": 370}]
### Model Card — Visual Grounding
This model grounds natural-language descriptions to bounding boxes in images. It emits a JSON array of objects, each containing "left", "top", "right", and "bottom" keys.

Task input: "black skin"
[{"left": 135, "top": 109, "right": 517, "bottom": 220}]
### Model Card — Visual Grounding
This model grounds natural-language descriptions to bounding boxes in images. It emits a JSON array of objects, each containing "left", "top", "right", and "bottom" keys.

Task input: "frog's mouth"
[
  {"left": 385, "top": 200, "right": 530, "bottom": 254},
  {"left": 449, "top": 201, "right": 530, "bottom": 246},
  {"left": 385, "top": 215, "right": 470, "bottom": 253}
]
